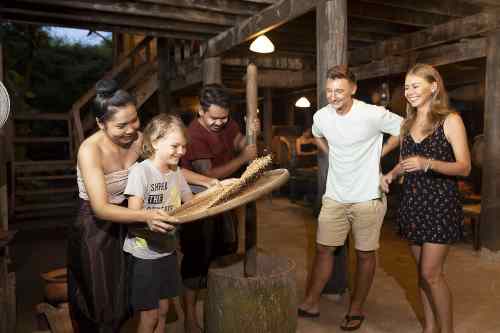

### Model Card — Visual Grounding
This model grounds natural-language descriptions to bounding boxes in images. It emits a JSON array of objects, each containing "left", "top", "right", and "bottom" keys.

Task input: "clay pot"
[
  {"left": 41, "top": 268, "right": 68, "bottom": 304},
  {"left": 36, "top": 302, "right": 74, "bottom": 333}
]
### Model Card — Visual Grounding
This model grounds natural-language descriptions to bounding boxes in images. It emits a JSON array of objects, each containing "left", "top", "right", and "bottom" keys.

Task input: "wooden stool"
[{"left": 463, "top": 204, "right": 481, "bottom": 251}]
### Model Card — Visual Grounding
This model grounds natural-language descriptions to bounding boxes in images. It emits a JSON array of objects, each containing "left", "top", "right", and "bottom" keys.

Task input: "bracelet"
[{"left": 424, "top": 158, "right": 433, "bottom": 172}]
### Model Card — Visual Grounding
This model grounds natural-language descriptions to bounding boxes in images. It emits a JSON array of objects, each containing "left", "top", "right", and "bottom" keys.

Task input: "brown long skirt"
[{"left": 67, "top": 199, "right": 131, "bottom": 333}]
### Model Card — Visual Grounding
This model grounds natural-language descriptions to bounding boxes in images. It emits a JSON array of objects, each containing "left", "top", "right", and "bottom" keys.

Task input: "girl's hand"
[
  {"left": 400, "top": 156, "right": 427, "bottom": 173},
  {"left": 205, "top": 178, "right": 220, "bottom": 188},
  {"left": 146, "top": 210, "right": 178, "bottom": 232},
  {"left": 380, "top": 173, "right": 393, "bottom": 193},
  {"left": 220, "top": 178, "right": 239, "bottom": 186}
]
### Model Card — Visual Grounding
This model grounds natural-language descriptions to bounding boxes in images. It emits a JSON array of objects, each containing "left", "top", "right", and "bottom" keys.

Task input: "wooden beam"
[
  {"left": 349, "top": 17, "right": 416, "bottom": 36},
  {"left": 348, "top": 31, "right": 388, "bottom": 43},
  {"left": 202, "top": 57, "right": 222, "bottom": 85},
  {"left": 16, "top": 0, "right": 239, "bottom": 26},
  {"left": 206, "top": 0, "right": 320, "bottom": 57},
  {"left": 317, "top": 0, "right": 347, "bottom": 107},
  {"left": 222, "top": 55, "right": 310, "bottom": 70},
  {"left": 253, "top": 69, "right": 315, "bottom": 88},
  {"left": 481, "top": 29, "right": 500, "bottom": 251},
  {"left": 316, "top": 0, "right": 347, "bottom": 218},
  {"left": 351, "top": 38, "right": 487, "bottom": 80},
  {"left": 0, "top": 42, "right": 8, "bottom": 232},
  {"left": 1, "top": 7, "right": 219, "bottom": 39},
  {"left": 348, "top": 2, "right": 451, "bottom": 28},
  {"left": 462, "top": 0, "right": 500, "bottom": 6},
  {"left": 316, "top": 0, "right": 349, "bottom": 294},
  {"left": 136, "top": 0, "right": 266, "bottom": 16},
  {"left": 245, "top": 63, "right": 258, "bottom": 278},
  {"left": 157, "top": 37, "right": 172, "bottom": 114},
  {"left": 349, "top": 8, "right": 500, "bottom": 65},
  {"left": 359, "top": 0, "right": 481, "bottom": 17}
]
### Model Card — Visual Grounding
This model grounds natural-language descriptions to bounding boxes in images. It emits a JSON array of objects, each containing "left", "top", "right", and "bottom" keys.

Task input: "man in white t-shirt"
[{"left": 298, "top": 65, "right": 402, "bottom": 331}]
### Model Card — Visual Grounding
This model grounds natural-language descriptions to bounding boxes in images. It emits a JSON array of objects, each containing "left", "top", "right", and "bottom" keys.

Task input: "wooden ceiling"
[
  {"left": 1, "top": 0, "right": 497, "bottom": 45},
  {"left": 2, "top": 0, "right": 499, "bottom": 93}
]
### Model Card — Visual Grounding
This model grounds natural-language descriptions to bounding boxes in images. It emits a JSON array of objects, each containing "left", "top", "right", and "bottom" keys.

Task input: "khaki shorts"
[{"left": 317, "top": 196, "right": 387, "bottom": 251}]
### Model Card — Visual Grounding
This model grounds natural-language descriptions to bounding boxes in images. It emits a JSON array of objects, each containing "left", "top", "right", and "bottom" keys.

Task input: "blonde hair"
[
  {"left": 142, "top": 114, "right": 187, "bottom": 159},
  {"left": 401, "top": 64, "right": 454, "bottom": 137}
]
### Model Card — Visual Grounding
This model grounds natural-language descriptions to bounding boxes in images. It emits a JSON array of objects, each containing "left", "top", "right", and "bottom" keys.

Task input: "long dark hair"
[{"left": 93, "top": 79, "right": 136, "bottom": 123}]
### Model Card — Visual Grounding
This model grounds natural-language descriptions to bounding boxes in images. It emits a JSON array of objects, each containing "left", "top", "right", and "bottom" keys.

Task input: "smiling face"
[
  {"left": 198, "top": 104, "right": 229, "bottom": 133},
  {"left": 404, "top": 74, "right": 437, "bottom": 111},
  {"left": 325, "top": 78, "right": 357, "bottom": 114},
  {"left": 151, "top": 128, "right": 187, "bottom": 168},
  {"left": 97, "top": 103, "right": 140, "bottom": 148}
]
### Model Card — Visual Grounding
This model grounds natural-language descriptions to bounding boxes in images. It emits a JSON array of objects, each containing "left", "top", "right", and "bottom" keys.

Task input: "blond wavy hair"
[
  {"left": 142, "top": 114, "right": 187, "bottom": 159},
  {"left": 401, "top": 64, "right": 454, "bottom": 137}
]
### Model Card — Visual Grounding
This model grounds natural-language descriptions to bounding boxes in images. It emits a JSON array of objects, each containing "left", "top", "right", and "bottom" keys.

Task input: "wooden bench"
[{"left": 463, "top": 203, "right": 481, "bottom": 251}]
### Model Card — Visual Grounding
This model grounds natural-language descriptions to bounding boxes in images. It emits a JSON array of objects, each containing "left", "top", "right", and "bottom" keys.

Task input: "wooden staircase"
[
  {"left": 10, "top": 113, "right": 77, "bottom": 224},
  {"left": 9, "top": 36, "right": 204, "bottom": 225}
]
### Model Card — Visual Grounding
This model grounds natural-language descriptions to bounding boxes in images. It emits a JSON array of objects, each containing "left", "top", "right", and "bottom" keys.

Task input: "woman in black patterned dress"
[{"left": 381, "top": 64, "right": 470, "bottom": 333}]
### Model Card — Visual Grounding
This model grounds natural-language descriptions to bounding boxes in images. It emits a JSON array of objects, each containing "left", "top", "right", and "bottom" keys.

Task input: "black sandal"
[{"left": 340, "top": 314, "right": 365, "bottom": 331}]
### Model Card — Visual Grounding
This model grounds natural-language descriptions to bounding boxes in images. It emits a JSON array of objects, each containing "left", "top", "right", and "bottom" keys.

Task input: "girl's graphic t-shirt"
[{"left": 123, "top": 159, "right": 192, "bottom": 259}]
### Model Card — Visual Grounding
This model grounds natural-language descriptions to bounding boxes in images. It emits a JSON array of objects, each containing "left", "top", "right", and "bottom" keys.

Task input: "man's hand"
[
  {"left": 380, "top": 174, "right": 393, "bottom": 193},
  {"left": 241, "top": 143, "right": 258, "bottom": 162},
  {"left": 251, "top": 118, "right": 261, "bottom": 137}
]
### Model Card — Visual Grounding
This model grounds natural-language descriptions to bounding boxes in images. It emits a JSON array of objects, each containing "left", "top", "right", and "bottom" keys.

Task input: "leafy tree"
[{"left": 0, "top": 23, "right": 112, "bottom": 114}]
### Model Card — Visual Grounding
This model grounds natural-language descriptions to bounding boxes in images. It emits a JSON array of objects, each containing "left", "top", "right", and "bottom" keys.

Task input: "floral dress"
[{"left": 399, "top": 123, "right": 463, "bottom": 244}]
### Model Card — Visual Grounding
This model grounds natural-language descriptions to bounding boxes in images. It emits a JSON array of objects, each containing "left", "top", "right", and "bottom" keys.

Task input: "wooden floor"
[{"left": 9, "top": 196, "right": 500, "bottom": 332}]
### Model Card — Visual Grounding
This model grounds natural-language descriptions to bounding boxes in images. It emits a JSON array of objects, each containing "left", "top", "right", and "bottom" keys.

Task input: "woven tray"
[{"left": 170, "top": 168, "right": 289, "bottom": 224}]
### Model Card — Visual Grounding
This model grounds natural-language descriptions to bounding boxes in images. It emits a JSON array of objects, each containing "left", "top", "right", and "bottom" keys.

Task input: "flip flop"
[
  {"left": 297, "top": 308, "right": 320, "bottom": 318},
  {"left": 340, "top": 314, "right": 365, "bottom": 331}
]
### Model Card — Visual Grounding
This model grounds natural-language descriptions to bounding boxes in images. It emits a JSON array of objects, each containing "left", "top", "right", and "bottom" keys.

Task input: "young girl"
[{"left": 123, "top": 114, "right": 210, "bottom": 333}]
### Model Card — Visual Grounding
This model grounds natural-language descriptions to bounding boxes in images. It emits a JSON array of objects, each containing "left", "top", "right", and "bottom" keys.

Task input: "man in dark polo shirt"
[{"left": 180, "top": 84, "right": 258, "bottom": 333}]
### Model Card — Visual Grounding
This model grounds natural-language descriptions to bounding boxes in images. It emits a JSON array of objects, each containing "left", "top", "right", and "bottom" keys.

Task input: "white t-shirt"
[
  {"left": 123, "top": 159, "right": 192, "bottom": 259},
  {"left": 312, "top": 99, "right": 403, "bottom": 203}
]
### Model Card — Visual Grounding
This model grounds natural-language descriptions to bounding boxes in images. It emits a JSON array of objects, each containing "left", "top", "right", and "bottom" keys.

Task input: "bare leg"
[
  {"left": 420, "top": 243, "right": 454, "bottom": 333},
  {"left": 155, "top": 299, "right": 169, "bottom": 333},
  {"left": 138, "top": 308, "right": 159, "bottom": 333},
  {"left": 410, "top": 245, "right": 438, "bottom": 333},
  {"left": 183, "top": 289, "right": 202, "bottom": 333},
  {"left": 299, "top": 244, "right": 337, "bottom": 314},
  {"left": 342, "top": 250, "right": 376, "bottom": 329}
]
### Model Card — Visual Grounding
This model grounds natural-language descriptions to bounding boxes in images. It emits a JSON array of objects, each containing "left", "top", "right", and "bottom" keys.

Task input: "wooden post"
[
  {"left": 245, "top": 63, "right": 258, "bottom": 277},
  {"left": 315, "top": 0, "right": 347, "bottom": 210},
  {"left": 202, "top": 57, "right": 222, "bottom": 85},
  {"left": 0, "top": 43, "right": 8, "bottom": 232},
  {"left": 263, "top": 88, "right": 273, "bottom": 152},
  {"left": 157, "top": 37, "right": 171, "bottom": 114},
  {"left": 481, "top": 29, "right": 500, "bottom": 251},
  {"left": 286, "top": 97, "right": 295, "bottom": 126},
  {"left": 316, "top": 0, "right": 349, "bottom": 295}
]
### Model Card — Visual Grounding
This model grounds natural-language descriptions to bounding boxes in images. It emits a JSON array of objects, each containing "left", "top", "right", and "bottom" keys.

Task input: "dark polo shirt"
[{"left": 181, "top": 118, "right": 241, "bottom": 171}]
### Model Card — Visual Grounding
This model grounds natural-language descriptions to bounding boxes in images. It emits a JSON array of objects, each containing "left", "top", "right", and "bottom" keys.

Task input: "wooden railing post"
[{"left": 244, "top": 63, "right": 258, "bottom": 278}]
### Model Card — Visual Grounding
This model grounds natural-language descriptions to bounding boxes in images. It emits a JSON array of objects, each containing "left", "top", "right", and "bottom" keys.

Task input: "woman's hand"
[
  {"left": 146, "top": 210, "right": 179, "bottom": 233},
  {"left": 380, "top": 173, "right": 393, "bottom": 193},
  {"left": 400, "top": 156, "right": 428, "bottom": 173}
]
